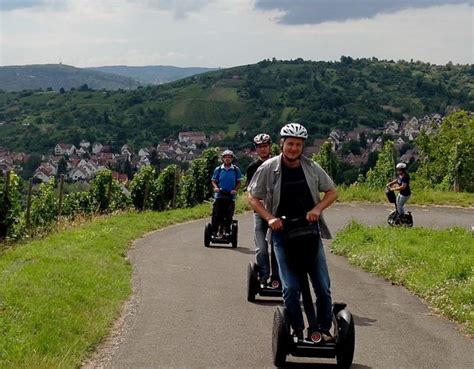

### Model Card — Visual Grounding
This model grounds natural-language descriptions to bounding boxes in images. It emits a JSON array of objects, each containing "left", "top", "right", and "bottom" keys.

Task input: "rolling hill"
[
  {"left": 0, "top": 64, "right": 140, "bottom": 92},
  {"left": 0, "top": 58, "right": 472, "bottom": 154},
  {"left": 87, "top": 65, "right": 218, "bottom": 85}
]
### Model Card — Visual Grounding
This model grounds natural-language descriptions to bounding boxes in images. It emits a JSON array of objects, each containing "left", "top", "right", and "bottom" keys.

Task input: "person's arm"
[
  {"left": 211, "top": 179, "right": 219, "bottom": 192},
  {"left": 392, "top": 183, "right": 407, "bottom": 192},
  {"left": 231, "top": 168, "right": 243, "bottom": 194},
  {"left": 248, "top": 192, "right": 283, "bottom": 230},
  {"left": 387, "top": 179, "right": 398, "bottom": 187},
  {"left": 307, "top": 188, "right": 338, "bottom": 223}
]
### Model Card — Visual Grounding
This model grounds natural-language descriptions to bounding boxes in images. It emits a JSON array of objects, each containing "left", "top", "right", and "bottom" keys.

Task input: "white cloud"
[{"left": 0, "top": 0, "right": 472, "bottom": 67}]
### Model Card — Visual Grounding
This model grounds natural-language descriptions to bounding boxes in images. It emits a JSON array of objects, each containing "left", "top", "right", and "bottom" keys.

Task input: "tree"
[
  {"left": 312, "top": 142, "right": 338, "bottom": 180},
  {"left": 57, "top": 157, "right": 68, "bottom": 177},
  {"left": 365, "top": 140, "right": 396, "bottom": 189},
  {"left": 416, "top": 111, "right": 473, "bottom": 192}
]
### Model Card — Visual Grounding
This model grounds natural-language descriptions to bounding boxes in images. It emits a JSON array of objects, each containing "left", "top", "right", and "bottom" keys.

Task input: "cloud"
[
  {"left": 1, "top": 0, "right": 68, "bottom": 11},
  {"left": 130, "top": 0, "right": 212, "bottom": 18},
  {"left": 254, "top": 0, "right": 469, "bottom": 25}
]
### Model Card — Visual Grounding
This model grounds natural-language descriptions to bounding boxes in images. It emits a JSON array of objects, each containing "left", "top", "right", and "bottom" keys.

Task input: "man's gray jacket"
[{"left": 248, "top": 154, "right": 335, "bottom": 239}]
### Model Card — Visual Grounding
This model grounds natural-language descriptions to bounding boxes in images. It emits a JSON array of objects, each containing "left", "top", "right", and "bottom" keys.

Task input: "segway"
[
  {"left": 385, "top": 187, "right": 413, "bottom": 227},
  {"left": 204, "top": 191, "right": 238, "bottom": 248},
  {"left": 272, "top": 302, "right": 355, "bottom": 368},
  {"left": 247, "top": 240, "right": 282, "bottom": 302},
  {"left": 271, "top": 216, "right": 355, "bottom": 368}
]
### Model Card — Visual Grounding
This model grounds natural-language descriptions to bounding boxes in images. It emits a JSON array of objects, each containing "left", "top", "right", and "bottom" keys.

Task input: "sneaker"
[{"left": 320, "top": 330, "right": 335, "bottom": 343}]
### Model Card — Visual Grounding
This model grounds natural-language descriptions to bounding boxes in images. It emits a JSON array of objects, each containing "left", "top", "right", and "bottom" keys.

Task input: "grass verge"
[
  {"left": 332, "top": 222, "right": 474, "bottom": 335},
  {"left": 0, "top": 199, "right": 250, "bottom": 369},
  {"left": 337, "top": 184, "right": 474, "bottom": 207}
]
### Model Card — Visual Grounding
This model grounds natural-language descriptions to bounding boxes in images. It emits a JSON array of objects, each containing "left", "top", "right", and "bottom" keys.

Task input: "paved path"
[{"left": 107, "top": 204, "right": 473, "bottom": 369}]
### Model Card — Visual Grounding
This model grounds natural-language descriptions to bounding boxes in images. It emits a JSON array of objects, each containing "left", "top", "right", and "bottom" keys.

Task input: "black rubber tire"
[
  {"left": 336, "top": 311, "right": 355, "bottom": 369},
  {"left": 204, "top": 223, "right": 211, "bottom": 247},
  {"left": 231, "top": 223, "right": 238, "bottom": 248},
  {"left": 272, "top": 306, "right": 290, "bottom": 367},
  {"left": 387, "top": 211, "right": 397, "bottom": 226},
  {"left": 247, "top": 262, "right": 258, "bottom": 302}
]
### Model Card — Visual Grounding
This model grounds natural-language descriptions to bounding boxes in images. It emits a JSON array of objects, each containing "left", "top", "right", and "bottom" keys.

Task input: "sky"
[{"left": 1, "top": 0, "right": 473, "bottom": 68}]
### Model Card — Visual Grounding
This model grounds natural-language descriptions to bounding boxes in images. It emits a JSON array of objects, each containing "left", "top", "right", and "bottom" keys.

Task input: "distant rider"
[
  {"left": 387, "top": 162, "right": 411, "bottom": 219},
  {"left": 248, "top": 123, "right": 338, "bottom": 342},
  {"left": 246, "top": 133, "right": 272, "bottom": 287},
  {"left": 211, "top": 150, "right": 242, "bottom": 237}
]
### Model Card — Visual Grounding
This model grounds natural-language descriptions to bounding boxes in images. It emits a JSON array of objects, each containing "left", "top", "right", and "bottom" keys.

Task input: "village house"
[
  {"left": 54, "top": 144, "right": 76, "bottom": 156},
  {"left": 178, "top": 131, "right": 207, "bottom": 145},
  {"left": 79, "top": 140, "right": 91, "bottom": 149},
  {"left": 92, "top": 142, "right": 103, "bottom": 154}
]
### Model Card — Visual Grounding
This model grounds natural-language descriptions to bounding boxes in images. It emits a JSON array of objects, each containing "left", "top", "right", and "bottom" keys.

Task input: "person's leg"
[
  {"left": 396, "top": 194, "right": 409, "bottom": 215},
  {"left": 307, "top": 238, "right": 332, "bottom": 331},
  {"left": 211, "top": 199, "right": 220, "bottom": 234},
  {"left": 254, "top": 213, "right": 270, "bottom": 281},
  {"left": 213, "top": 198, "right": 225, "bottom": 234},
  {"left": 272, "top": 231, "right": 305, "bottom": 333},
  {"left": 225, "top": 199, "right": 235, "bottom": 232}
]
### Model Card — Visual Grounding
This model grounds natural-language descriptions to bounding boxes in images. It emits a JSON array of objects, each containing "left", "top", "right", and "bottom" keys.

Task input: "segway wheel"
[
  {"left": 231, "top": 222, "right": 238, "bottom": 248},
  {"left": 387, "top": 211, "right": 397, "bottom": 226},
  {"left": 247, "top": 262, "right": 258, "bottom": 302},
  {"left": 404, "top": 212, "right": 414, "bottom": 228},
  {"left": 204, "top": 223, "right": 211, "bottom": 247},
  {"left": 272, "top": 306, "right": 290, "bottom": 367},
  {"left": 336, "top": 311, "right": 355, "bottom": 369}
]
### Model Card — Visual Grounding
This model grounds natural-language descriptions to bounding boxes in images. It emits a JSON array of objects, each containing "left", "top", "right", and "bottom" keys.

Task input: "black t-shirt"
[
  {"left": 276, "top": 163, "right": 315, "bottom": 219},
  {"left": 246, "top": 159, "right": 263, "bottom": 187},
  {"left": 398, "top": 173, "right": 411, "bottom": 196}
]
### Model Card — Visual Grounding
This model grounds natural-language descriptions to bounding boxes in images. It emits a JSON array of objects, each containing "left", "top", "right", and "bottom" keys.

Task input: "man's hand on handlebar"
[
  {"left": 213, "top": 187, "right": 220, "bottom": 193},
  {"left": 230, "top": 189, "right": 237, "bottom": 195},
  {"left": 306, "top": 208, "right": 321, "bottom": 223},
  {"left": 268, "top": 217, "right": 283, "bottom": 231}
]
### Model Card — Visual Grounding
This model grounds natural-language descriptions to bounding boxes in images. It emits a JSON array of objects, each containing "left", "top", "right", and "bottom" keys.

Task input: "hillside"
[
  {"left": 87, "top": 65, "right": 218, "bottom": 85},
  {"left": 0, "top": 64, "right": 140, "bottom": 91},
  {"left": 0, "top": 58, "right": 472, "bottom": 154}
]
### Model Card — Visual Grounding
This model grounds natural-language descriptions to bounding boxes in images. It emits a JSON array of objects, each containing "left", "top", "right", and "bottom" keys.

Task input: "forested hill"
[
  {"left": 0, "top": 64, "right": 141, "bottom": 91},
  {"left": 0, "top": 58, "right": 472, "bottom": 154}
]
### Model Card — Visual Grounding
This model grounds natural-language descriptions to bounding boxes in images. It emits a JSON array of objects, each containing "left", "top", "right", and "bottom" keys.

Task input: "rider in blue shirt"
[{"left": 211, "top": 150, "right": 242, "bottom": 236}]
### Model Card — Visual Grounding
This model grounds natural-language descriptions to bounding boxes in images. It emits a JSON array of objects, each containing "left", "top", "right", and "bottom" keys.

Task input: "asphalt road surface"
[{"left": 106, "top": 203, "right": 474, "bottom": 369}]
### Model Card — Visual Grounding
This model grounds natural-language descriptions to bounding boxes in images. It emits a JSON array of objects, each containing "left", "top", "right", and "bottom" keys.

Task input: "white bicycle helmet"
[
  {"left": 221, "top": 149, "right": 234, "bottom": 157},
  {"left": 280, "top": 123, "right": 308, "bottom": 139},
  {"left": 253, "top": 133, "right": 271, "bottom": 145},
  {"left": 396, "top": 162, "right": 407, "bottom": 169}
]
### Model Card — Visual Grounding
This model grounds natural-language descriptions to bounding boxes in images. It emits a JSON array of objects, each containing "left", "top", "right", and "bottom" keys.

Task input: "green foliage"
[
  {"left": 151, "top": 164, "right": 179, "bottom": 210},
  {"left": 29, "top": 178, "right": 58, "bottom": 233},
  {"left": 178, "top": 148, "right": 220, "bottom": 208},
  {"left": 88, "top": 169, "right": 129, "bottom": 213},
  {"left": 416, "top": 111, "right": 474, "bottom": 192},
  {"left": 62, "top": 191, "right": 94, "bottom": 218},
  {"left": 366, "top": 140, "right": 396, "bottom": 188},
  {"left": 312, "top": 141, "right": 338, "bottom": 179},
  {"left": 0, "top": 171, "right": 24, "bottom": 240},
  {"left": 332, "top": 222, "right": 474, "bottom": 334},
  {"left": 129, "top": 165, "right": 156, "bottom": 210}
]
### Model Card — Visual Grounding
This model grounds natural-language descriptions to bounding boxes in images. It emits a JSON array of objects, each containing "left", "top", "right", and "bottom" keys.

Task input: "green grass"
[
  {"left": 337, "top": 184, "right": 474, "bottom": 207},
  {"left": 0, "top": 199, "right": 249, "bottom": 369},
  {"left": 332, "top": 222, "right": 474, "bottom": 334}
]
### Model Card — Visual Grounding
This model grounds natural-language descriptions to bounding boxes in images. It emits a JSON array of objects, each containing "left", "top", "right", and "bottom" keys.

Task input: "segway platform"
[
  {"left": 272, "top": 302, "right": 355, "bottom": 368},
  {"left": 204, "top": 220, "right": 238, "bottom": 248},
  {"left": 247, "top": 262, "right": 282, "bottom": 301}
]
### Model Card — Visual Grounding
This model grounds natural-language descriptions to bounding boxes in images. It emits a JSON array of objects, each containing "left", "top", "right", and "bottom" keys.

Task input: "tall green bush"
[
  {"left": 129, "top": 165, "right": 156, "bottom": 210},
  {"left": 30, "top": 178, "right": 58, "bottom": 233},
  {"left": 366, "top": 140, "right": 396, "bottom": 188},
  {"left": 312, "top": 141, "right": 339, "bottom": 179},
  {"left": 151, "top": 164, "right": 179, "bottom": 211},
  {"left": 416, "top": 111, "right": 474, "bottom": 192},
  {"left": 0, "top": 171, "right": 24, "bottom": 240}
]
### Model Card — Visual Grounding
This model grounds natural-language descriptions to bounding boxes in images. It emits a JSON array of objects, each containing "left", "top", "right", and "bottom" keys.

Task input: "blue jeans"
[
  {"left": 272, "top": 231, "right": 332, "bottom": 331},
  {"left": 396, "top": 194, "right": 410, "bottom": 215},
  {"left": 253, "top": 213, "right": 270, "bottom": 281}
]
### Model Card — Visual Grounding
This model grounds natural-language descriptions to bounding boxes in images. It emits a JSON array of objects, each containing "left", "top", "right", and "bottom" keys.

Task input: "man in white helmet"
[
  {"left": 246, "top": 133, "right": 273, "bottom": 286},
  {"left": 211, "top": 150, "right": 242, "bottom": 237},
  {"left": 248, "top": 123, "right": 338, "bottom": 342}
]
